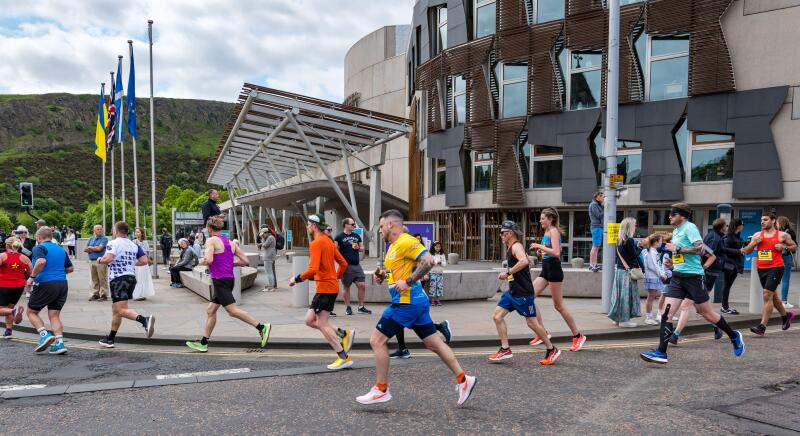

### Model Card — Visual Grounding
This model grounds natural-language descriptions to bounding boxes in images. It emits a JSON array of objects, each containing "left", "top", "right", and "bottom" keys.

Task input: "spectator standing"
[
  {"left": 642, "top": 233, "right": 666, "bottom": 325},
  {"left": 777, "top": 216, "right": 796, "bottom": 308},
  {"left": 85, "top": 225, "right": 109, "bottom": 301},
  {"left": 51, "top": 226, "right": 62, "bottom": 245},
  {"left": 720, "top": 218, "right": 745, "bottom": 315},
  {"left": 334, "top": 218, "right": 371, "bottom": 315},
  {"left": 201, "top": 190, "right": 221, "bottom": 229},
  {"left": 169, "top": 239, "right": 197, "bottom": 288},
  {"left": 159, "top": 228, "right": 173, "bottom": 267},
  {"left": 259, "top": 227, "right": 277, "bottom": 292},
  {"left": 588, "top": 191, "right": 605, "bottom": 272},
  {"left": 16, "top": 226, "right": 35, "bottom": 258},
  {"left": 429, "top": 241, "right": 447, "bottom": 306},
  {"left": 64, "top": 229, "right": 76, "bottom": 258},
  {"left": 132, "top": 227, "right": 155, "bottom": 301},
  {"left": 609, "top": 217, "right": 642, "bottom": 327}
]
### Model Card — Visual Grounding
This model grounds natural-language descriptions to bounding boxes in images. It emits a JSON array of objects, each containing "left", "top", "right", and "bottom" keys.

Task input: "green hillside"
[{"left": 0, "top": 93, "right": 233, "bottom": 219}]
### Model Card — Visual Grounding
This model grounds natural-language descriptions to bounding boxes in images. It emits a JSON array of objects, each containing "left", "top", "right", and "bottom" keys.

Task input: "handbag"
[{"left": 617, "top": 245, "right": 644, "bottom": 281}]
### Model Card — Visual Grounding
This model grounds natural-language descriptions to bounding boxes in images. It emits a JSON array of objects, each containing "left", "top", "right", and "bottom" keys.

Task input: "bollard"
[
  {"left": 749, "top": 268, "right": 763, "bottom": 314},
  {"left": 233, "top": 266, "right": 243, "bottom": 305},
  {"left": 292, "top": 255, "right": 310, "bottom": 308}
]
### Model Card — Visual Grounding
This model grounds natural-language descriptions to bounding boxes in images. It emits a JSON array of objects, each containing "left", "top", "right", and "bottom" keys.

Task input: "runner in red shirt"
[{"left": 0, "top": 237, "right": 33, "bottom": 338}]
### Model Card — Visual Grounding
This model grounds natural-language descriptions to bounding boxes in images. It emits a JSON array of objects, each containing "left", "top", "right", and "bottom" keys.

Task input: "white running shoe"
[
  {"left": 783, "top": 301, "right": 795, "bottom": 309},
  {"left": 356, "top": 386, "right": 392, "bottom": 405},
  {"left": 145, "top": 315, "right": 156, "bottom": 338},
  {"left": 456, "top": 375, "right": 477, "bottom": 405},
  {"left": 644, "top": 317, "right": 659, "bottom": 326},
  {"left": 620, "top": 321, "right": 638, "bottom": 328}
]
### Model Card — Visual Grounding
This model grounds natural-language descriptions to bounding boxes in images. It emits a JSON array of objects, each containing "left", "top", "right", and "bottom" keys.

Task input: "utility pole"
[{"left": 601, "top": 0, "right": 620, "bottom": 313}]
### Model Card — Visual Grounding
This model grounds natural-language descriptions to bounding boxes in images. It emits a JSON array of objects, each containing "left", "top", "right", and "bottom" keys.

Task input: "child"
[
  {"left": 657, "top": 252, "right": 673, "bottom": 319},
  {"left": 642, "top": 233, "right": 667, "bottom": 325},
  {"left": 429, "top": 241, "right": 447, "bottom": 306}
]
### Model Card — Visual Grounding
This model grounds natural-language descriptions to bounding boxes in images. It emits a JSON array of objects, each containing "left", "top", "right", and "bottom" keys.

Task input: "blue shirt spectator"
[{"left": 86, "top": 227, "right": 108, "bottom": 261}]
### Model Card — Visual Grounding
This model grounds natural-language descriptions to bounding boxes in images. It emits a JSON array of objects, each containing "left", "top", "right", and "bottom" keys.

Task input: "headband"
[{"left": 670, "top": 207, "right": 691, "bottom": 218}]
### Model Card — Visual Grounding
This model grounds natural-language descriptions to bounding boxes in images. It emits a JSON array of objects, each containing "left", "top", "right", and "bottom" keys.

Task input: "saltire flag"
[
  {"left": 127, "top": 44, "right": 137, "bottom": 140},
  {"left": 106, "top": 75, "right": 117, "bottom": 151},
  {"left": 94, "top": 85, "right": 107, "bottom": 162},
  {"left": 114, "top": 58, "right": 124, "bottom": 143}
]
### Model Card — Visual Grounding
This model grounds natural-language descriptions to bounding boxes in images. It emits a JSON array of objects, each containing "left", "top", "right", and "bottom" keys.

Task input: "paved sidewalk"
[{"left": 10, "top": 257, "right": 794, "bottom": 346}]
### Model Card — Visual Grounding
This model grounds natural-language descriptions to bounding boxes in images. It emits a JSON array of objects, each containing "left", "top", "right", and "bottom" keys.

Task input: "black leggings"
[
  {"left": 395, "top": 323, "right": 444, "bottom": 350},
  {"left": 722, "top": 270, "right": 738, "bottom": 309}
]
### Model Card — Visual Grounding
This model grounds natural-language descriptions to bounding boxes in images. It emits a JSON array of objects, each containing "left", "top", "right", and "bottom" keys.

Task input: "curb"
[{"left": 12, "top": 311, "right": 782, "bottom": 350}]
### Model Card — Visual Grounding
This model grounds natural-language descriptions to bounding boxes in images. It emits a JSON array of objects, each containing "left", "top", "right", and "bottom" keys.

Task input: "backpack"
[{"left": 274, "top": 232, "right": 285, "bottom": 250}]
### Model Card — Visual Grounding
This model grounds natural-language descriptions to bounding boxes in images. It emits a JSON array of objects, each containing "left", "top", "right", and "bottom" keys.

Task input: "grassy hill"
[{"left": 0, "top": 93, "right": 233, "bottom": 215}]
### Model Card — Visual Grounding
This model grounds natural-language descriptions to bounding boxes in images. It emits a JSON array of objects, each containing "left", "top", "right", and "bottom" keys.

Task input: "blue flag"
[
  {"left": 127, "top": 44, "right": 137, "bottom": 140},
  {"left": 115, "top": 58, "right": 124, "bottom": 143}
]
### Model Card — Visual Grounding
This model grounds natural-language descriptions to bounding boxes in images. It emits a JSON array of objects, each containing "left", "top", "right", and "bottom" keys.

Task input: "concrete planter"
[
  {"left": 570, "top": 258, "right": 585, "bottom": 268},
  {"left": 448, "top": 253, "right": 460, "bottom": 265}
]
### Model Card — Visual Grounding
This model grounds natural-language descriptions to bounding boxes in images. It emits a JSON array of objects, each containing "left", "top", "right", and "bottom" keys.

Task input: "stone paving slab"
[{"left": 10, "top": 256, "right": 795, "bottom": 346}]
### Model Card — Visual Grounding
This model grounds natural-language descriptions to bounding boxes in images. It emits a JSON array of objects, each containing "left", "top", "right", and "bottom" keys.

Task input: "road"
[{"left": 1, "top": 328, "right": 799, "bottom": 435}]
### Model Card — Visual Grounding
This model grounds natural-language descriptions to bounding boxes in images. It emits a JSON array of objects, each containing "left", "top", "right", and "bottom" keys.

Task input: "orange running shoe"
[
  {"left": 487, "top": 347, "right": 513, "bottom": 362},
  {"left": 569, "top": 334, "right": 587, "bottom": 351},
  {"left": 539, "top": 347, "right": 561, "bottom": 365},
  {"left": 529, "top": 332, "right": 551, "bottom": 346}
]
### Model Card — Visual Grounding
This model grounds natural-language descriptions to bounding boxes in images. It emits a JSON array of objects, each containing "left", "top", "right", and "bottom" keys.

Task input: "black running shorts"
[
  {"left": 757, "top": 267, "right": 783, "bottom": 292},
  {"left": 0, "top": 286, "right": 25, "bottom": 307},
  {"left": 110, "top": 275, "right": 137, "bottom": 303},
  {"left": 311, "top": 293, "right": 337, "bottom": 314},
  {"left": 27, "top": 281, "right": 68, "bottom": 311},
  {"left": 211, "top": 278, "right": 236, "bottom": 307},
  {"left": 665, "top": 272, "right": 708, "bottom": 304},
  {"left": 538, "top": 258, "right": 564, "bottom": 283}
]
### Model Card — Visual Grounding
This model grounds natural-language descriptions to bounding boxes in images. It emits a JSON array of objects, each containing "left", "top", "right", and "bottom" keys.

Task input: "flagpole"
[
  {"left": 128, "top": 40, "right": 140, "bottom": 229},
  {"left": 148, "top": 19, "right": 159, "bottom": 278},
  {"left": 101, "top": 82, "right": 107, "bottom": 234},
  {"left": 118, "top": 55, "right": 127, "bottom": 224},
  {"left": 110, "top": 71, "right": 116, "bottom": 227}
]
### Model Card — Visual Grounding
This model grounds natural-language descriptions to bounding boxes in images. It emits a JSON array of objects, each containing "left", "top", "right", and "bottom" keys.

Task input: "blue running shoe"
[
  {"left": 440, "top": 320, "right": 452, "bottom": 344},
  {"left": 48, "top": 342, "right": 68, "bottom": 355},
  {"left": 640, "top": 350, "right": 668, "bottom": 364},
  {"left": 389, "top": 348, "right": 411, "bottom": 359},
  {"left": 732, "top": 331, "right": 745, "bottom": 357},
  {"left": 714, "top": 327, "right": 723, "bottom": 340},
  {"left": 34, "top": 332, "right": 55, "bottom": 353}
]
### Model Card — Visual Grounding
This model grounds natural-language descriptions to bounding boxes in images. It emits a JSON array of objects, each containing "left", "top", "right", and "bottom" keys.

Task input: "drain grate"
[{"left": 246, "top": 348, "right": 267, "bottom": 353}]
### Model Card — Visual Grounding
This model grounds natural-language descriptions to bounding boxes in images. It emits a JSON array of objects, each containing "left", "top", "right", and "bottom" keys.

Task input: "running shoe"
[
  {"left": 186, "top": 341, "right": 208, "bottom": 353},
  {"left": 570, "top": 334, "right": 587, "bottom": 351},
  {"left": 644, "top": 317, "right": 659, "bottom": 326},
  {"left": 784, "top": 301, "right": 795, "bottom": 309},
  {"left": 34, "top": 332, "right": 55, "bottom": 352},
  {"left": 356, "top": 386, "right": 392, "bottom": 405},
  {"left": 487, "top": 347, "right": 513, "bottom": 362},
  {"left": 539, "top": 347, "right": 561, "bottom": 365},
  {"left": 48, "top": 342, "right": 67, "bottom": 355},
  {"left": 529, "top": 331, "right": 551, "bottom": 346},
  {"left": 732, "top": 331, "right": 745, "bottom": 357},
  {"left": 640, "top": 349, "right": 668, "bottom": 364},
  {"left": 13, "top": 306, "right": 24, "bottom": 324},
  {"left": 714, "top": 327, "right": 723, "bottom": 340},
  {"left": 456, "top": 375, "right": 477, "bottom": 405},
  {"left": 440, "top": 320, "right": 452, "bottom": 344},
  {"left": 668, "top": 333, "right": 680, "bottom": 345},
  {"left": 357, "top": 306, "right": 372, "bottom": 315},
  {"left": 750, "top": 324, "right": 766, "bottom": 337},
  {"left": 720, "top": 307, "right": 734, "bottom": 314},
  {"left": 98, "top": 338, "right": 115, "bottom": 348},
  {"left": 728, "top": 308, "right": 740, "bottom": 315},
  {"left": 340, "top": 328, "right": 355, "bottom": 354},
  {"left": 327, "top": 356, "right": 353, "bottom": 371},
  {"left": 145, "top": 315, "right": 156, "bottom": 338},
  {"left": 782, "top": 311, "right": 795, "bottom": 331},
  {"left": 259, "top": 323, "right": 272, "bottom": 348},
  {"left": 389, "top": 348, "right": 411, "bottom": 359},
  {"left": 345, "top": 306, "right": 353, "bottom": 316},
  {"left": 329, "top": 312, "right": 337, "bottom": 317},
  {"left": 3, "top": 328, "right": 12, "bottom": 339}
]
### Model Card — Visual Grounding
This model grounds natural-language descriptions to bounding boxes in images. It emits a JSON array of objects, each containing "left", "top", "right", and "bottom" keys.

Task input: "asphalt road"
[{"left": 1, "top": 328, "right": 799, "bottom": 435}]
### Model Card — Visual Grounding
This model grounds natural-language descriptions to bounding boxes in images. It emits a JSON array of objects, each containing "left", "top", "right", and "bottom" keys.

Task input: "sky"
[{"left": 0, "top": 0, "right": 413, "bottom": 102}]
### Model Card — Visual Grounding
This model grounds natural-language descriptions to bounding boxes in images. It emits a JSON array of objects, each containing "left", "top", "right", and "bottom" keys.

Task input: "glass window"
[
  {"left": 475, "top": 0, "right": 496, "bottom": 38},
  {"left": 433, "top": 6, "right": 447, "bottom": 54},
  {"left": 533, "top": 159, "right": 562, "bottom": 188},
  {"left": 434, "top": 159, "right": 447, "bottom": 195},
  {"left": 617, "top": 153, "right": 642, "bottom": 185},
  {"left": 537, "top": 0, "right": 565, "bottom": 23},
  {"left": 653, "top": 209, "right": 671, "bottom": 226},
  {"left": 572, "top": 52, "right": 602, "bottom": 70},
  {"left": 521, "top": 143, "right": 531, "bottom": 189},
  {"left": 503, "top": 64, "right": 527, "bottom": 81},
  {"left": 451, "top": 76, "right": 466, "bottom": 127},
  {"left": 620, "top": 0, "right": 644, "bottom": 4},
  {"left": 691, "top": 148, "right": 734, "bottom": 182},
  {"left": 694, "top": 132, "right": 735, "bottom": 144},
  {"left": 673, "top": 118, "right": 688, "bottom": 181},
  {"left": 454, "top": 94, "right": 466, "bottom": 125},
  {"left": 648, "top": 36, "right": 689, "bottom": 101},
  {"left": 652, "top": 37, "right": 689, "bottom": 57},
  {"left": 500, "top": 63, "right": 528, "bottom": 118},
  {"left": 534, "top": 144, "right": 562, "bottom": 156},
  {"left": 473, "top": 152, "right": 494, "bottom": 191},
  {"left": 569, "top": 51, "right": 602, "bottom": 110}
]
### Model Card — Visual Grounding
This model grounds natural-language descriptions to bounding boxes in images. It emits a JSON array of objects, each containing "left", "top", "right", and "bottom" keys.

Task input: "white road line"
[
  {"left": 155, "top": 368, "right": 251, "bottom": 380},
  {"left": 0, "top": 384, "right": 47, "bottom": 392}
]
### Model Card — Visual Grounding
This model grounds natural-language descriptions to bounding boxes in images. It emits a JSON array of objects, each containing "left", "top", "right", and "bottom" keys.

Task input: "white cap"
[{"left": 15, "top": 225, "right": 28, "bottom": 233}]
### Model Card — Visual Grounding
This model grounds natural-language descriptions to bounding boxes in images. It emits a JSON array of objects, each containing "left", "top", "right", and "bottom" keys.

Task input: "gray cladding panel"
[
  {"left": 447, "top": 0, "right": 469, "bottom": 47},
  {"left": 428, "top": 126, "right": 467, "bottom": 207}
]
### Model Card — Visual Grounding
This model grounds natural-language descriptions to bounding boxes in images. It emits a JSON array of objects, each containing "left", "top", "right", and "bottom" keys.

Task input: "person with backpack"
[{"left": 159, "top": 228, "right": 173, "bottom": 267}]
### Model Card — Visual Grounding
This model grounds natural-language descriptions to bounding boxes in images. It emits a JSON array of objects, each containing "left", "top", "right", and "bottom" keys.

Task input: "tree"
[
  {"left": 42, "top": 210, "right": 65, "bottom": 228},
  {"left": 15, "top": 212, "right": 35, "bottom": 231},
  {"left": 0, "top": 210, "right": 13, "bottom": 233}
]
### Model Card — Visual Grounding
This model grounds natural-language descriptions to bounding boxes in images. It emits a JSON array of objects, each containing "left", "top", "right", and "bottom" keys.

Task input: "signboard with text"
[{"left": 607, "top": 222, "right": 620, "bottom": 244}]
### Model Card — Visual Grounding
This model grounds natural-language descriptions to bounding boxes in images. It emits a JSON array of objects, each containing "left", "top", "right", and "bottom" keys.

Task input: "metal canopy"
[{"left": 207, "top": 83, "right": 413, "bottom": 189}]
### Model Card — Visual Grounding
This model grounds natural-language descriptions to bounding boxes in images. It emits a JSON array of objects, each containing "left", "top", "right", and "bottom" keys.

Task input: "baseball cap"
[
  {"left": 308, "top": 213, "right": 327, "bottom": 227},
  {"left": 15, "top": 225, "right": 28, "bottom": 233},
  {"left": 35, "top": 219, "right": 46, "bottom": 225},
  {"left": 500, "top": 220, "right": 521, "bottom": 235}
]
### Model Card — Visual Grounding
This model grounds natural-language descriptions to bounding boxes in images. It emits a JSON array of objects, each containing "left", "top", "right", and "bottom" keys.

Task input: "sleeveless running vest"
[
  {"left": 209, "top": 235, "right": 235, "bottom": 279},
  {"left": 541, "top": 232, "right": 559, "bottom": 259},
  {"left": 0, "top": 252, "right": 26, "bottom": 288},
  {"left": 507, "top": 242, "right": 534, "bottom": 296},
  {"left": 755, "top": 230, "right": 784, "bottom": 270}
]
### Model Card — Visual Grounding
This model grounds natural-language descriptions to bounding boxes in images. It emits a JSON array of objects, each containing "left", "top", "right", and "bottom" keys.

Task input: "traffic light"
[{"left": 19, "top": 182, "right": 33, "bottom": 208}]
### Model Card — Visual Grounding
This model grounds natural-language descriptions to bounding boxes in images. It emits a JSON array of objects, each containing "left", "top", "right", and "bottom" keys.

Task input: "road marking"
[
  {"left": 0, "top": 384, "right": 47, "bottom": 391},
  {"left": 155, "top": 368, "right": 251, "bottom": 380}
]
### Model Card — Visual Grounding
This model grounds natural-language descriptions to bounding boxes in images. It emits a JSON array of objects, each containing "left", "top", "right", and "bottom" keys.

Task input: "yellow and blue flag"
[{"left": 95, "top": 85, "right": 107, "bottom": 162}]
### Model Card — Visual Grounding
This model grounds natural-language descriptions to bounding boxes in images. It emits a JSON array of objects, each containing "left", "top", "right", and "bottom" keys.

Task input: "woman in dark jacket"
[
  {"left": 609, "top": 217, "right": 643, "bottom": 327},
  {"left": 169, "top": 239, "right": 198, "bottom": 288},
  {"left": 720, "top": 218, "right": 745, "bottom": 315}
]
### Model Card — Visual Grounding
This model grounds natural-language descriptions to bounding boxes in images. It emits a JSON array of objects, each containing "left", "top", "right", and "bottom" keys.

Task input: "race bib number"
[
  {"left": 385, "top": 271, "right": 395, "bottom": 285},
  {"left": 672, "top": 254, "right": 685, "bottom": 265},
  {"left": 507, "top": 273, "right": 514, "bottom": 282},
  {"left": 758, "top": 250, "right": 773, "bottom": 261}
]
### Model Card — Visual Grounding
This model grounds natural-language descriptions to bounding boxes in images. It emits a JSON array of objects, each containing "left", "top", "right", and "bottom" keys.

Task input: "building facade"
[{"left": 406, "top": 0, "right": 800, "bottom": 261}]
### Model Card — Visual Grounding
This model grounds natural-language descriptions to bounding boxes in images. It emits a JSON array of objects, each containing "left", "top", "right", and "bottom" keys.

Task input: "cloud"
[{"left": 0, "top": 0, "right": 413, "bottom": 102}]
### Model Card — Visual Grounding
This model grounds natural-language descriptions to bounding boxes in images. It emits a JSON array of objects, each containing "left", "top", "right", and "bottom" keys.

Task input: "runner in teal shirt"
[{"left": 670, "top": 220, "right": 704, "bottom": 276}]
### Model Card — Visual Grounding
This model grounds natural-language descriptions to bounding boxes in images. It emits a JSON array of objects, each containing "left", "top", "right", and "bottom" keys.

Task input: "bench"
[{"left": 179, "top": 266, "right": 259, "bottom": 302}]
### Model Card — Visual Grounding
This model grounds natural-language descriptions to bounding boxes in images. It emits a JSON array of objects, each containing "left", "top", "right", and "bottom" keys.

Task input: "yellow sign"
[
  {"left": 610, "top": 174, "right": 624, "bottom": 188},
  {"left": 607, "top": 223, "right": 620, "bottom": 244}
]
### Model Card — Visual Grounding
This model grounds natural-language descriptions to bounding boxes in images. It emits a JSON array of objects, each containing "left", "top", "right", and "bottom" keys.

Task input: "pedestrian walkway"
[{"left": 13, "top": 256, "right": 791, "bottom": 346}]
